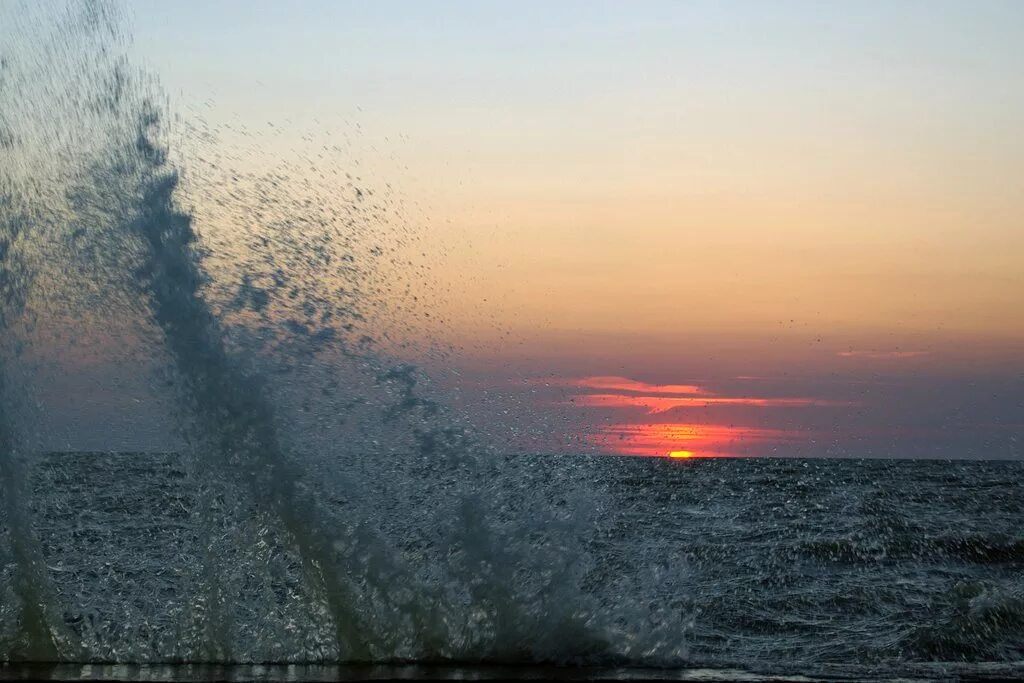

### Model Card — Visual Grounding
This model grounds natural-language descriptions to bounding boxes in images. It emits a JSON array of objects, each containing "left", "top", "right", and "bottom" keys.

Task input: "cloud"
[
  {"left": 539, "top": 375, "right": 852, "bottom": 456},
  {"left": 836, "top": 350, "right": 931, "bottom": 359},
  {"left": 567, "top": 393, "right": 848, "bottom": 414},
  {"left": 542, "top": 375, "right": 707, "bottom": 396},
  {"left": 546, "top": 375, "right": 851, "bottom": 415}
]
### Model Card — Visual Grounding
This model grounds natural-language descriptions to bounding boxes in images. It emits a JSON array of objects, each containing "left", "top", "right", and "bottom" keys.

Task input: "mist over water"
[{"left": 0, "top": 0, "right": 684, "bottom": 667}]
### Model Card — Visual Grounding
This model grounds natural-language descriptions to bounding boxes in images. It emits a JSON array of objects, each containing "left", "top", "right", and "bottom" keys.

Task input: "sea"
[{"left": 1, "top": 453, "right": 1022, "bottom": 680}]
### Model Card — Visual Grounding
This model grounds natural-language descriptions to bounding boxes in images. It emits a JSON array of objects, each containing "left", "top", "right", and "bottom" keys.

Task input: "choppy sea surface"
[{"left": 2, "top": 454, "right": 1021, "bottom": 680}]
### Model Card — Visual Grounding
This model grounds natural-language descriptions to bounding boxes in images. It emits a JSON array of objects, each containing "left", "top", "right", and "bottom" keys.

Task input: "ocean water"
[
  {"left": 2, "top": 453, "right": 1023, "bottom": 679},
  {"left": 2, "top": 2, "right": 1024, "bottom": 680}
]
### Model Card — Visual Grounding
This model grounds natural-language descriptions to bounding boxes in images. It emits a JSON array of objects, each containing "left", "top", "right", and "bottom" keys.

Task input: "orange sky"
[
  {"left": 131, "top": 2, "right": 1024, "bottom": 361},
  {"left": 20, "top": 1, "right": 1020, "bottom": 458}
]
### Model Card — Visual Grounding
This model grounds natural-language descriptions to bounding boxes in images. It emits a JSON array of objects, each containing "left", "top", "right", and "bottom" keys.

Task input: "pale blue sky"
[{"left": 132, "top": 0, "right": 1024, "bottom": 138}]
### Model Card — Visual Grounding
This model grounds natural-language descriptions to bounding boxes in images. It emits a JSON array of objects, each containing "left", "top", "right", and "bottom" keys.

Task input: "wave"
[
  {"left": 902, "top": 580, "right": 1024, "bottom": 661},
  {"left": 798, "top": 533, "right": 1024, "bottom": 566},
  {"left": 0, "top": 0, "right": 688, "bottom": 665}
]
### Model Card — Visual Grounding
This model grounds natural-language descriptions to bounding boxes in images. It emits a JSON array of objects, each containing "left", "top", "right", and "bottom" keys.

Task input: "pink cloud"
[
  {"left": 567, "top": 393, "right": 849, "bottom": 414},
  {"left": 545, "top": 375, "right": 707, "bottom": 396}
]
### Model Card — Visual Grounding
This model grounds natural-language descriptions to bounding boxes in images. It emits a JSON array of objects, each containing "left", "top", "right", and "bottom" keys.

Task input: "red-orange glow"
[
  {"left": 590, "top": 423, "right": 802, "bottom": 457},
  {"left": 553, "top": 376, "right": 838, "bottom": 455},
  {"left": 569, "top": 393, "right": 849, "bottom": 414},
  {"left": 545, "top": 376, "right": 707, "bottom": 396},
  {"left": 668, "top": 450, "right": 695, "bottom": 459}
]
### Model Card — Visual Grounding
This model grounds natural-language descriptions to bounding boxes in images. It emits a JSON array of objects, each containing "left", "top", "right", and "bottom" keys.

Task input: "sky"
[{"left": 37, "top": 1, "right": 1024, "bottom": 457}]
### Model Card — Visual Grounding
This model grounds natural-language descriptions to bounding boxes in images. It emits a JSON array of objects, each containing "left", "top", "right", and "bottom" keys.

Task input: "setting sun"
[{"left": 589, "top": 423, "right": 798, "bottom": 458}]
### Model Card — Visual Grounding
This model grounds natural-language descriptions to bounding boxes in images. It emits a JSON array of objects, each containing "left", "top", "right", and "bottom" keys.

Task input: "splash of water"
[
  {"left": 0, "top": 84, "right": 63, "bottom": 664},
  {"left": 0, "top": 0, "right": 689, "bottom": 665}
]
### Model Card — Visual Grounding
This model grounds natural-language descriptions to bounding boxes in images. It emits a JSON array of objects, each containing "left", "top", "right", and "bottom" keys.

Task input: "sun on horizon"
[{"left": 668, "top": 450, "right": 695, "bottom": 459}]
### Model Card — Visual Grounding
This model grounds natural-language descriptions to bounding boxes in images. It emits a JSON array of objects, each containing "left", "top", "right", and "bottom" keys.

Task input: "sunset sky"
[{"left": 48, "top": 1, "right": 1024, "bottom": 457}]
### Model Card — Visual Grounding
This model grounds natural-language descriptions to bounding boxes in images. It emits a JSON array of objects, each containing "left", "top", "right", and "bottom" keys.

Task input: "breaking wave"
[{"left": 0, "top": 0, "right": 687, "bottom": 665}]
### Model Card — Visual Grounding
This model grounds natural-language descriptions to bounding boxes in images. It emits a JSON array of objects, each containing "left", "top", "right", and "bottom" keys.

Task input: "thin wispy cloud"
[
  {"left": 544, "top": 376, "right": 707, "bottom": 396},
  {"left": 837, "top": 350, "right": 931, "bottom": 359},
  {"left": 568, "top": 393, "right": 848, "bottom": 415},
  {"left": 548, "top": 375, "right": 852, "bottom": 415}
]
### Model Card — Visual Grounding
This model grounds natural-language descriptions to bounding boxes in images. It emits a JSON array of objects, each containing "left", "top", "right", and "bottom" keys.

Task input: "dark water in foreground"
[
  {"left": 611, "top": 457, "right": 1024, "bottom": 666},
  {"left": 2, "top": 454, "right": 1022, "bottom": 679}
]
